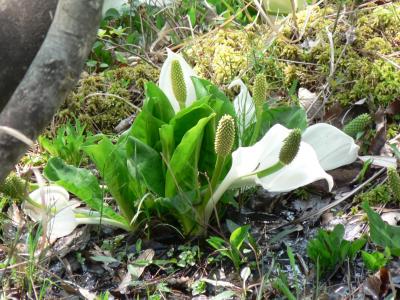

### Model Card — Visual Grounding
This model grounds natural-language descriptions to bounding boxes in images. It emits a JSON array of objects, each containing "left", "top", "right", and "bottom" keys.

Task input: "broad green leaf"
[
  {"left": 206, "top": 97, "right": 236, "bottom": 121},
  {"left": 125, "top": 110, "right": 165, "bottom": 149},
  {"left": 165, "top": 114, "right": 215, "bottom": 198},
  {"left": 239, "top": 105, "right": 309, "bottom": 146},
  {"left": 44, "top": 157, "right": 127, "bottom": 225},
  {"left": 159, "top": 124, "right": 175, "bottom": 167},
  {"left": 144, "top": 82, "right": 175, "bottom": 123},
  {"left": 91, "top": 255, "right": 120, "bottom": 264},
  {"left": 170, "top": 103, "right": 214, "bottom": 145},
  {"left": 207, "top": 236, "right": 231, "bottom": 259},
  {"left": 158, "top": 191, "right": 198, "bottom": 235},
  {"left": 191, "top": 77, "right": 230, "bottom": 102},
  {"left": 230, "top": 225, "right": 250, "bottom": 251},
  {"left": 211, "top": 291, "right": 237, "bottom": 300},
  {"left": 261, "top": 105, "right": 307, "bottom": 132},
  {"left": 126, "top": 136, "right": 165, "bottom": 196},
  {"left": 83, "top": 137, "right": 141, "bottom": 221},
  {"left": 122, "top": 82, "right": 174, "bottom": 149},
  {"left": 362, "top": 202, "right": 400, "bottom": 252}
]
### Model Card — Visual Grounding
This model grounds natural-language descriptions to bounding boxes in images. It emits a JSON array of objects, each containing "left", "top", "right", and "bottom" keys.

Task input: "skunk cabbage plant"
[{"left": 40, "top": 48, "right": 359, "bottom": 238}]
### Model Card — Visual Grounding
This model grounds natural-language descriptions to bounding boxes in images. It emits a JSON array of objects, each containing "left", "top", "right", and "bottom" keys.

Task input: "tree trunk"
[
  {"left": 0, "top": 0, "right": 58, "bottom": 111},
  {"left": 0, "top": 0, "right": 103, "bottom": 182}
]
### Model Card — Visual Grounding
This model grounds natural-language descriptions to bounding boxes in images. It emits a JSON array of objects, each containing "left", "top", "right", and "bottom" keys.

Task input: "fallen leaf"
[
  {"left": 381, "top": 211, "right": 400, "bottom": 226},
  {"left": 363, "top": 275, "right": 381, "bottom": 300},
  {"left": 116, "top": 248, "right": 155, "bottom": 294},
  {"left": 385, "top": 100, "right": 400, "bottom": 115},
  {"left": 369, "top": 108, "right": 387, "bottom": 155}
]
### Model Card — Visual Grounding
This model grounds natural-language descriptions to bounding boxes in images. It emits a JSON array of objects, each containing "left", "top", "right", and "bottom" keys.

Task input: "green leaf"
[
  {"left": 91, "top": 255, "right": 119, "bottom": 264},
  {"left": 125, "top": 110, "right": 165, "bottom": 149},
  {"left": 165, "top": 114, "right": 215, "bottom": 197},
  {"left": 230, "top": 225, "right": 250, "bottom": 251},
  {"left": 306, "top": 224, "right": 365, "bottom": 276},
  {"left": 115, "top": 51, "right": 127, "bottom": 64},
  {"left": 207, "top": 236, "right": 231, "bottom": 259},
  {"left": 349, "top": 237, "right": 367, "bottom": 259},
  {"left": 157, "top": 191, "right": 198, "bottom": 235},
  {"left": 191, "top": 77, "right": 230, "bottom": 102},
  {"left": 273, "top": 278, "right": 296, "bottom": 300},
  {"left": 159, "top": 124, "right": 175, "bottom": 167},
  {"left": 361, "top": 251, "right": 388, "bottom": 271},
  {"left": 187, "top": 6, "right": 196, "bottom": 26},
  {"left": 123, "top": 82, "right": 174, "bottom": 149},
  {"left": 362, "top": 202, "right": 400, "bottom": 251},
  {"left": 255, "top": 105, "right": 307, "bottom": 141},
  {"left": 126, "top": 137, "right": 165, "bottom": 196},
  {"left": 83, "top": 137, "right": 141, "bottom": 221},
  {"left": 211, "top": 291, "right": 237, "bottom": 300},
  {"left": 170, "top": 103, "right": 215, "bottom": 145},
  {"left": 44, "top": 157, "right": 127, "bottom": 225},
  {"left": 144, "top": 82, "right": 175, "bottom": 123}
]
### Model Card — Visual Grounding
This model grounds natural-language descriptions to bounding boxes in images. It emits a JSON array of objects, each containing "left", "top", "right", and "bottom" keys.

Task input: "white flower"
[
  {"left": 23, "top": 186, "right": 79, "bottom": 243},
  {"left": 302, "top": 123, "right": 360, "bottom": 171},
  {"left": 159, "top": 48, "right": 197, "bottom": 113},
  {"left": 204, "top": 123, "right": 359, "bottom": 224},
  {"left": 228, "top": 78, "right": 256, "bottom": 143}
]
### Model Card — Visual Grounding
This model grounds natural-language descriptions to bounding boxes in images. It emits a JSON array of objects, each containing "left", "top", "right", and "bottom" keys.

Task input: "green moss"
[
  {"left": 56, "top": 63, "right": 159, "bottom": 133},
  {"left": 354, "top": 184, "right": 391, "bottom": 205},
  {"left": 387, "top": 124, "right": 400, "bottom": 139},
  {"left": 184, "top": 3, "right": 400, "bottom": 110},
  {"left": 185, "top": 28, "right": 265, "bottom": 85},
  {"left": 364, "top": 37, "right": 393, "bottom": 54}
]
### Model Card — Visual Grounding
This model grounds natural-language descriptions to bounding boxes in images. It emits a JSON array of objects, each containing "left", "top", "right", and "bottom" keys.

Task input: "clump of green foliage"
[
  {"left": 307, "top": 224, "right": 366, "bottom": 276},
  {"left": 56, "top": 64, "right": 159, "bottom": 133},
  {"left": 39, "top": 119, "right": 89, "bottom": 167},
  {"left": 207, "top": 224, "right": 256, "bottom": 270}
]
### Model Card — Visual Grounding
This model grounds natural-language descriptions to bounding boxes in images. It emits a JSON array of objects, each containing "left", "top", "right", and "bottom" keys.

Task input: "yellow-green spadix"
[
  {"left": 215, "top": 115, "right": 235, "bottom": 157},
  {"left": 159, "top": 48, "right": 197, "bottom": 113}
]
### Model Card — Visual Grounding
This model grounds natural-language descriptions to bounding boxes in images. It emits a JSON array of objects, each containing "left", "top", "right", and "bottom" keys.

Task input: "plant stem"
[
  {"left": 251, "top": 161, "right": 285, "bottom": 178},
  {"left": 249, "top": 112, "right": 262, "bottom": 145},
  {"left": 75, "top": 214, "right": 132, "bottom": 231},
  {"left": 203, "top": 175, "right": 235, "bottom": 228},
  {"left": 203, "top": 155, "right": 226, "bottom": 205},
  {"left": 203, "top": 161, "right": 285, "bottom": 228}
]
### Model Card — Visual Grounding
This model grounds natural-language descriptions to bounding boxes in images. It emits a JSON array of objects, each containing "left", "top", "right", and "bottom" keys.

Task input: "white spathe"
[
  {"left": 302, "top": 123, "right": 360, "bottom": 171},
  {"left": 24, "top": 186, "right": 79, "bottom": 243},
  {"left": 204, "top": 124, "right": 336, "bottom": 224},
  {"left": 159, "top": 48, "right": 198, "bottom": 113},
  {"left": 102, "top": 0, "right": 128, "bottom": 16},
  {"left": 229, "top": 78, "right": 256, "bottom": 143},
  {"left": 219, "top": 124, "right": 334, "bottom": 193}
]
